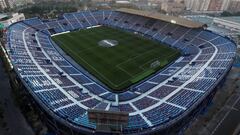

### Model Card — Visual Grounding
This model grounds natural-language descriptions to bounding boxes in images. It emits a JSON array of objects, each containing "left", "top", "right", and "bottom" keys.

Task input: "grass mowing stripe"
[
  {"left": 131, "top": 69, "right": 155, "bottom": 83},
  {"left": 53, "top": 37, "right": 120, "bottom": 86},
  {"left": 52, "top": 26, "right": 180, "bottom": 91}
]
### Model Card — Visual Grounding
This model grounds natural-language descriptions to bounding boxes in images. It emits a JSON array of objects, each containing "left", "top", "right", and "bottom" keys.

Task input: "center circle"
[{"left": 98, "top": 39, "right": 118, "bottom": 48}]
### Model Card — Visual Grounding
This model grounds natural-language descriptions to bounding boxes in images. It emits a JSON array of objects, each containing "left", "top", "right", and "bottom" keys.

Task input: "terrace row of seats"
[
  {"left": 143, "top": 103, "right": 183, "bottom": 126},
  {"left": 7, "top": 12, "right": 231, "bottom": 100},
  {"left": 5, "top": 10, "right": 236, "bottom": 133}
]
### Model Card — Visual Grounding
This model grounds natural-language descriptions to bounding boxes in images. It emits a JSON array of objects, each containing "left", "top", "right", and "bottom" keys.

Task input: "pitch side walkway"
[
  {"left": 211, "top": 93, "right": 240, "bottom": 135},
  {"left": 211, "top": 51, "right": 240, "bottom": 135},
  {"left": 185, "top": 66, "right": 240, "bottom": 135},
  {"left": 0, "top": 59, "right": 34, "bottom": 135}
]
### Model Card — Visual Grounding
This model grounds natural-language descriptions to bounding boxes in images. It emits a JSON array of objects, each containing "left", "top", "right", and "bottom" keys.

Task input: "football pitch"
[{"left": 52, "top": 26, "right": 180, "bottom": 91}]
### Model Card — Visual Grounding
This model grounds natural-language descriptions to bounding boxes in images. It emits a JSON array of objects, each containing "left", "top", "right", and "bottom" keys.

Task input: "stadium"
[{"left": 3, "top": 8, "right": 237, "bottom": 135}]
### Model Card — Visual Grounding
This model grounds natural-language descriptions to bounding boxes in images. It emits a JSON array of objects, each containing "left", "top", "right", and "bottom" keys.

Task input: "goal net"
[{"left": 150, "top": 60, "right": 160, "bottom": 68}]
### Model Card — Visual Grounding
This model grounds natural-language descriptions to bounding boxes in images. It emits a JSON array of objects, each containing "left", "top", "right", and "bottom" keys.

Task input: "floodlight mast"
[{"left": 171, "top": 20, "right": 176, "bottom": 24}]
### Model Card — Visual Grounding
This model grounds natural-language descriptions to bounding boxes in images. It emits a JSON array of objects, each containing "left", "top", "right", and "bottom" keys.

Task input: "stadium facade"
[{"left": 2, "top": 8, "right": 237, "bottom": 135}]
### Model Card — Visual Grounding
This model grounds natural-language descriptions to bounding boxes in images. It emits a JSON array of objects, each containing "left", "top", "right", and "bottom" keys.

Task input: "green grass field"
[{"left": 52, "top": 26, "right": 180, "bottom": 91}]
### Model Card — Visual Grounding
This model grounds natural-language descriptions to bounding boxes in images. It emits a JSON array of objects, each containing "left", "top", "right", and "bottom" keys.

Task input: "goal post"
[{"left": 150, "top": 60, "right": 160, "bottom": 68}]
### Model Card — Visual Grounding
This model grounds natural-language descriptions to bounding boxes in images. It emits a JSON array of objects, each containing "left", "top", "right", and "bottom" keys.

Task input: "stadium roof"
[{"left": 116, "top": 8, "right": 204, "bottom": 28}]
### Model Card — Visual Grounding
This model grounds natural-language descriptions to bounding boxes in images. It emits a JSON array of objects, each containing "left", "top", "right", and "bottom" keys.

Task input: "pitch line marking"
[
  {"left": 116, "top": 65, "right": 134, "bottom": 77},
  {"left": 53, "top": 26, "right": 180, "bottom": 89},
  {"left": 56, "top": 39, "right": 119, "bottom": 86},
  {"left": 116, "top": 48, "right": 159, "bottom": 68}
]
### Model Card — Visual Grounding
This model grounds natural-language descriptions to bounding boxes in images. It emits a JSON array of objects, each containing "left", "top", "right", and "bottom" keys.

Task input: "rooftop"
[{"left": 116, "top": 8, "right": 204, "bottom": 28}]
